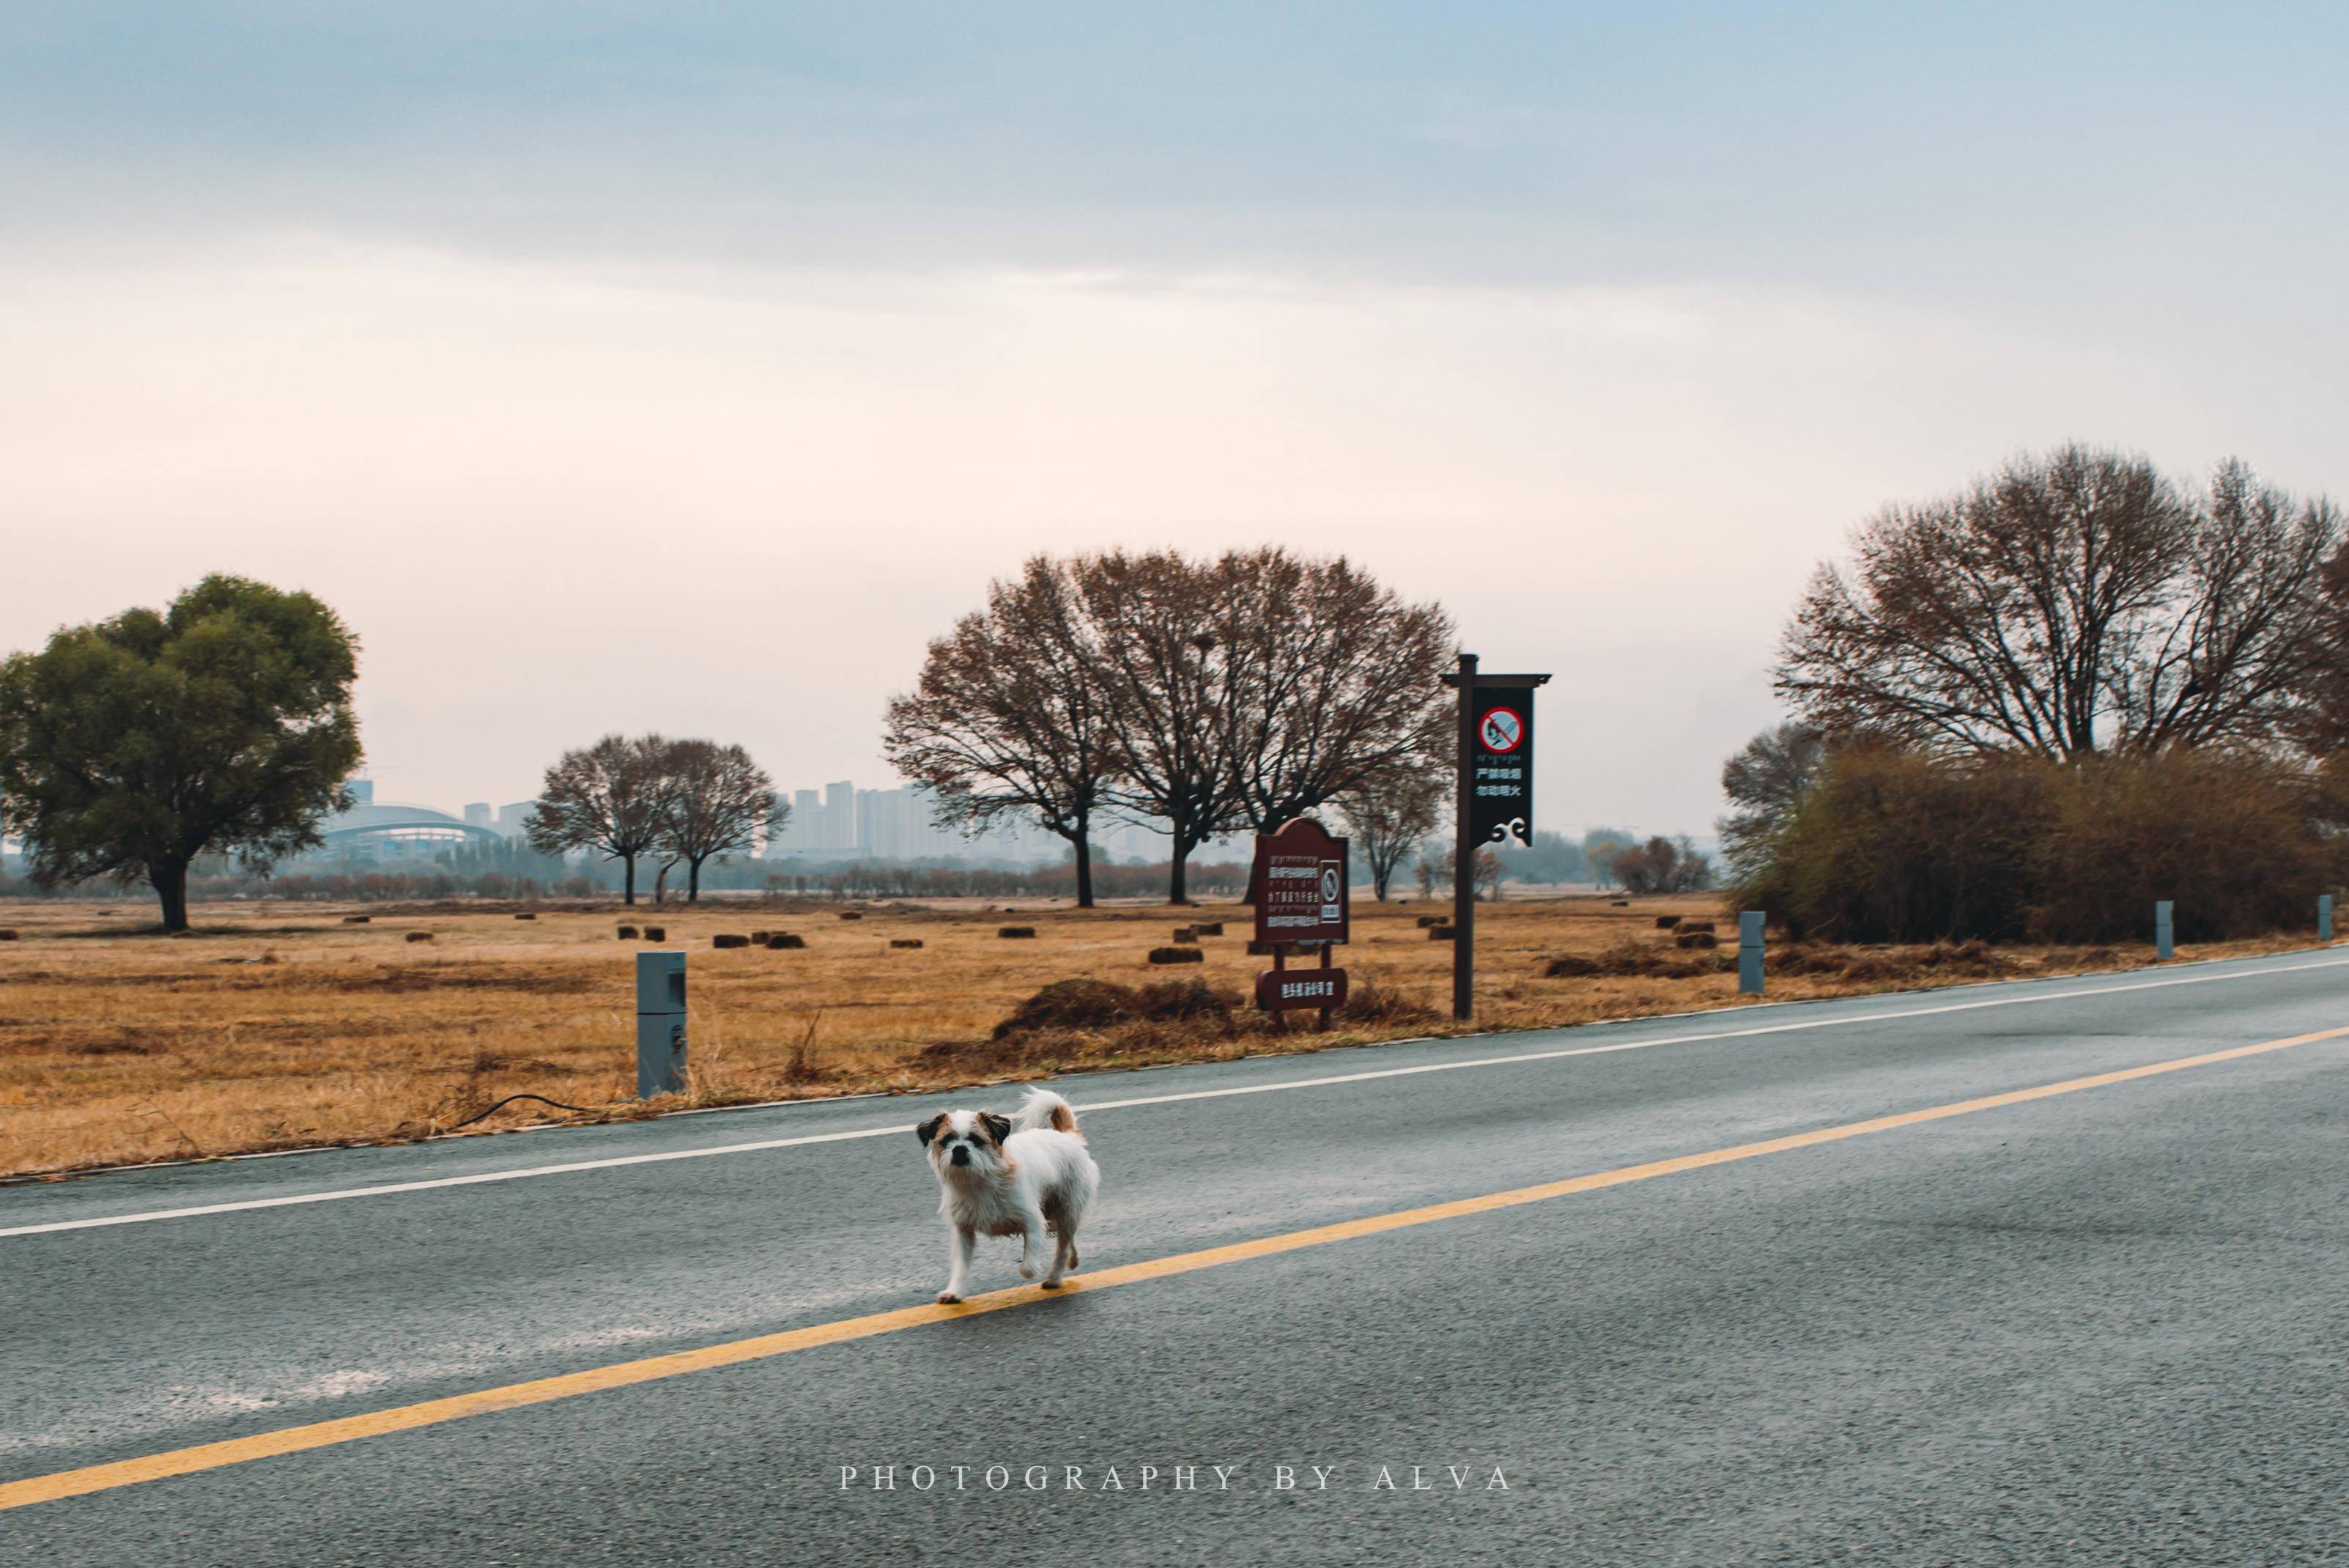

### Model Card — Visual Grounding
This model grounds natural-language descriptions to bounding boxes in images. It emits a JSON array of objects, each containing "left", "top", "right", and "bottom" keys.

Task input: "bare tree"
[
  {"left": 1718, "top": 722, "right": 1826, "bottom": 876},
  {"left": 526, "top": 733, "right": 675, "bottom": 904},
  {"left": 1779, "top": 446, "right": 2341, "bottom": 758},
  {"left": 1338, "top": 764, "right": 1445, "bottom": 901},
  {"left": 884, "top": 557, "right": 1120, "bottom": 906},
  {"left": 1610, "top": 835, "right": 1713, "bottom": 895},
  {"left": 1215, "top": 548, "right": 1454, "bottom": 896},
  {"left": 1079, "top": 550, "right": 1246, "bottom": 905},
  {"left": 657, "top": 739, "right": 779, "bottom": 903}
]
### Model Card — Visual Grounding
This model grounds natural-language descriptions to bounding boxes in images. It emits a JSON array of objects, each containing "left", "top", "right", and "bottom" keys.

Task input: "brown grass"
[{"left": 0, "top": 894, "right": 2325, "bottom": 1180}]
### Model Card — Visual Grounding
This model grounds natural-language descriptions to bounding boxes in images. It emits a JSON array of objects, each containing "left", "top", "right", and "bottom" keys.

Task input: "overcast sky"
[{"left": 4, "top": 3, "right": 2345, "bottom": 837}]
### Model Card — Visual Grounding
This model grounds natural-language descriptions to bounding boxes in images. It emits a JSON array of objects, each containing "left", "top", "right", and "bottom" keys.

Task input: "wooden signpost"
[{"left": 1251, "top": 816, "right": 1350, "bottom": 1032}]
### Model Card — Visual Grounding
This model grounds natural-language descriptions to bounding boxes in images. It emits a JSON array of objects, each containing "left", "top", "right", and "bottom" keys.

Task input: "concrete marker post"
[
  {"left": 2321, "top": 893, "right": 2335, "bottom": 944},
  {"left": 636, "top": 950, "right": 687, "bottom": 1098},
  {"left": 2155, "top": 900, "right": 2175, "bottom": 962},
  {"left": 1738, "top": 911, "right": 1765, "bottom": 996}
]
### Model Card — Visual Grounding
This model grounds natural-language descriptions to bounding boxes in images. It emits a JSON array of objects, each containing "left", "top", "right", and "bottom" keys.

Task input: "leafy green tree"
[{"left": 0, "top": 575, "right": 362, "bottom": 931}]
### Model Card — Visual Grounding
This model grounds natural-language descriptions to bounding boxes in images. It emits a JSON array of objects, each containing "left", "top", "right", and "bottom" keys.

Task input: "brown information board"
[{"left": 1251, "top": 816, "right": 1350, "bottom": 947}]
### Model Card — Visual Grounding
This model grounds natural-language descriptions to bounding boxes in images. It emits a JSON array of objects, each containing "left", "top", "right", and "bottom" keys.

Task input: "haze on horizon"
[{"left": 4, "top": 3, "right": 2344, "bottom": 837}]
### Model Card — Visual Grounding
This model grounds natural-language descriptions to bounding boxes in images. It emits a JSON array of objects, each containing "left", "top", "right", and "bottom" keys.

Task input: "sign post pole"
[
  {"left": 1452, "top": 651, "right": 1479, "bottom": 1021},
  {"left": 1440, "top": 657, "right": 1550, "bottom": 1025}
]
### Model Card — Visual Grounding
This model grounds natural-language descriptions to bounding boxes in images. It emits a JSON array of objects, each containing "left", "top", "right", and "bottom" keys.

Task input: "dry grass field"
[{"left": 0, "top": 894, "right": 2324, "bottom": 1180}]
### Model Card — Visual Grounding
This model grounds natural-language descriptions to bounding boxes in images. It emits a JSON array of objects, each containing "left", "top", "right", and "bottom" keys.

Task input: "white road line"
[{"left": 4, "top": 954, "right": 2345, "bottom": 1240}]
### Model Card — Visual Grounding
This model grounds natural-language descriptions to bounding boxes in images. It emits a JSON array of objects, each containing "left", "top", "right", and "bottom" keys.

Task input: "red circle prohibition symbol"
[{"left": 1479, "top": 706, "right": 1523, "bottom": 752}]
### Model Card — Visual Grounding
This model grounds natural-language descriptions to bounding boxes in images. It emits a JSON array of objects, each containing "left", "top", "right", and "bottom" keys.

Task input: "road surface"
[{"left": 4, "top": 949, "right": 2347, "bottom": 1565}]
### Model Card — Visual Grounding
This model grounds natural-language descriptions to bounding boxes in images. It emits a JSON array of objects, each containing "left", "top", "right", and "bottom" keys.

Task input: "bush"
[
  {"left": 1733, "top": 744, "right": 2337, "bottom": 943},
  {"left": 994, "top": 979, "right": 1138, "bottom": 1038}
]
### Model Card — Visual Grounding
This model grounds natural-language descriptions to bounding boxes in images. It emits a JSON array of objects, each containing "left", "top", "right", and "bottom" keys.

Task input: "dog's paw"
[
  {"left": 935, "top": 1290, "right": 963, "bottom": 1305},
  {"left": 1017, "top": 1261, "right": 1039, "bottom": 1280},
  {"left": 1040, "top": 1278, "right": 1064, "bottom": 1290}
]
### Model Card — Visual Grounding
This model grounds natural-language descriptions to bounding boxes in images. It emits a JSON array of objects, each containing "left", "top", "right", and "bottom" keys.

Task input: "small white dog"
[{"left": 917, "top": 1088, "right": 1098, "bottom": 1303}]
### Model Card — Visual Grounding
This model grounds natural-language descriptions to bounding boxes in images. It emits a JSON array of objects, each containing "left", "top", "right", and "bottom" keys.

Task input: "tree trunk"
[
  {"left": 687, "top": 856, "right": 705, "bottom": 903},
  {"left": 1168, "top": 839, "right": 1191, "bottom": 906},
  {"left": 1071, "top": 834, "right": 1095, "bottom": 909},
  {"left": 621, "top": 854, "right": 637, "bottom": 905},
  {"left": 150, "top": 857, "right": 190, "bottom": 933}
]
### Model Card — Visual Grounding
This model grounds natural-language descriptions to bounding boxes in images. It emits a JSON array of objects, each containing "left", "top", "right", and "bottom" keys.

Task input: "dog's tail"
[{"left": 1015, "top": 1087, "right": 1079, "bottom": 1136}]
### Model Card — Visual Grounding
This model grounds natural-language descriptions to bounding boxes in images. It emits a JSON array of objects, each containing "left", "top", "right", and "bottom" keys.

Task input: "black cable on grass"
[{"left": 445, "top": 1092, "right": 602, "bottom": 1132}]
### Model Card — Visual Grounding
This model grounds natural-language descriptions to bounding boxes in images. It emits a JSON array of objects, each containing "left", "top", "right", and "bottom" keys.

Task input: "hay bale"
[
  {"left": 0, "top": 929, "right": 18, "bottom": 942},
  {"left": 1677, "top": 919, "right": 1717, "bottom": 934},
  {"left": 750, "top": 931, "right": 770, "bottom": 944},
  {"left": 1194, "top": 922, "right": 1224, "bottom": 936},
  {"left": 1246, "top": 940, "right": 1284, "bottom": 956},
  {"left": 342, "top": 914, "right": 371, "bottom": 925},
  {"left": 1429, "top": 925, "right": 1459, "bottom": 942},
  {"left": 1172, "top": 927, "right": 1199, "bottom": 942},
  {"left": 643, "top": 926, "right": 666, "bottom": 942},
  {"left": 1675, "top": 931, "right": 1718, "bottom": 950},
  {"left": 406, "top": 931, "right": 434, "bottom": 944},
  {"left": 1654, "top": 915, "right": 1682, "bottom": 930},
  {"left": 1147, "top": 945, "right": 1205, "bottom": 965},
  {"left": 839, "top": 911, "right": 864, "bottom": 921},
  {"left": 889, "top": 938, "right": 923, "bottom": 950},
  {"left": 766, "top": 933, "right": 805, "bottom": 950},
  {"left": 1416, "top": 914, "right": 1443, "bottom": 928},
  {"left": 1542, "top": 954, "right": 1602, "bottom": 977},
  {"left": 514, "top": 911, "right": 536, "bottom": 920},
  {"left": 999, "top": 926, "right": 1037, "bottom": 939},
  {"left": 713, "top": 933, "right": 750, "bottom": 949},
  {"left": 616, "top": 925, "right": 639, "bottom": 939},
  {"left": 1611, "top": 899, "right": 1629, "bottom": 907}
]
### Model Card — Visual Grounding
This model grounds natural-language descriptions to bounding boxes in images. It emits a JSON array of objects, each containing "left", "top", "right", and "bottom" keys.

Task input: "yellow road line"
[{"left": 5, "top": 1024, "right": 2342, "bottom": 1513}]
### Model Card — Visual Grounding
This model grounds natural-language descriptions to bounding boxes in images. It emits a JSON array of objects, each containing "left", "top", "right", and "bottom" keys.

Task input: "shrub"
[
  {"left": 1336, "top": 977, "right": 1441, "bottom": 1026},
  {"left": 999, "top": 926, "right": 1037, "bottom": 939},
  {"left": 1147, "top": 946, "right": 1205, "bottom": 964},
  {"left": 1733, "top": 743, "right": 2336, "bottom": 943},
  {"left": 1133, "top": 978, "right": 1232, "bottom": 1024},
  {"left": 994, "top": 978, "right": 1138, "bottom": 1038}
]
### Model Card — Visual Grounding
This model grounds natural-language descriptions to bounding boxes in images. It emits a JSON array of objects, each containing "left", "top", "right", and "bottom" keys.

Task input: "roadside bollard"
[
  {"left": 2322, "top": 894, "right": 2335, "bottom": 944},
  {"left": 2155, "top": 900, "right": 2175, "bottom": 961},
  {"left": 636, "top": 950, "right": 687, "bottom": 1098},
  {"left": 1738, "top": 911, "right": 1765, "bottom": 996}
]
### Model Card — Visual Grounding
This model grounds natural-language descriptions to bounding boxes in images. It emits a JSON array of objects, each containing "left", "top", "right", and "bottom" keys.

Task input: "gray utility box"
[{"left": 636, "top": 951, "right": 687, "bottom": 1098}]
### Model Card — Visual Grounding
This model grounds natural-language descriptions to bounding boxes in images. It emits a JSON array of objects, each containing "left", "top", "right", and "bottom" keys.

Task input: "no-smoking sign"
[{"left": 1479, "top": 706, "right": 1523, "bottom": 752}]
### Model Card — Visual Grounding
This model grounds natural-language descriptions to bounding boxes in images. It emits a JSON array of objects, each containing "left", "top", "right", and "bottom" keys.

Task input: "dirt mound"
[{"left": 993, "top": 978, "right": 1139, "bottom": 1038}]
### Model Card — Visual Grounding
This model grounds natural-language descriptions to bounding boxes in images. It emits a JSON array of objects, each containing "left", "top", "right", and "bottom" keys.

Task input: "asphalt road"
[{"left": 4, "top": 950, "right": 2348, "bottom": 1566}]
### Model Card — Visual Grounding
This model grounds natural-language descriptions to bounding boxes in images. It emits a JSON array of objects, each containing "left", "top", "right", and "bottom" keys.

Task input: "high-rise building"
[
  {"left": 496, "top": 801, "right": 539, "bottom": 838},
  {"left": 348, "top": 778, "right": 375, "bottom": 807},
  {"left": 463, "top": 802, "right": 492, "bottom": 827},
  {"left": 824, "top": 781, "right": 854, "bottom": 851}
]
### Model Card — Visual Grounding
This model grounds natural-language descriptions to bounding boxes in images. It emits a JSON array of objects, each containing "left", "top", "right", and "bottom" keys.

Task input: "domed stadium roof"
[{"left": 319, "top": 802, "right": 506, "bottom": 844}]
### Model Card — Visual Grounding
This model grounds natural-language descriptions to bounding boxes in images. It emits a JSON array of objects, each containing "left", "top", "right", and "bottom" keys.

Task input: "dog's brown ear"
[
  {"left": 916, "top": 1114, "right": 947, "bottom": 1148},
  {"left": 978, "top": 1112, "right": 1013, "bottom": 1146}
]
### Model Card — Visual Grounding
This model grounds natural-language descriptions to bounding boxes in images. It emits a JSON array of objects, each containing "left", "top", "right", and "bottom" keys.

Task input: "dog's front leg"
[
  {"left": 938, "top": 1226, "right": 975, "bottom": 1304},
  {"left": 1016, "top": 1213, "right": 1046, "bottom": 1280}
]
